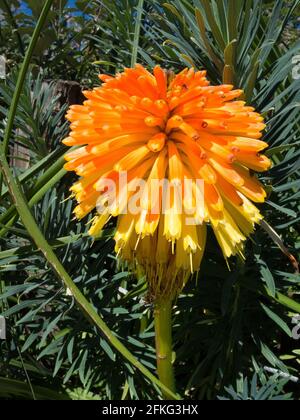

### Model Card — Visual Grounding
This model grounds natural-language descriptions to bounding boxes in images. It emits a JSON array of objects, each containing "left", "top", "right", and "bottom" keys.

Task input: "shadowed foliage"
[{"left": 0, "top": 0, "right": 299, "bottom": 400}]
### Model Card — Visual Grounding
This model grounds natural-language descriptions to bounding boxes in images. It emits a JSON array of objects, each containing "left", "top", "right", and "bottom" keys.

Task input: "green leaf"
[{"left": 261, "top": 303, "right": 292, "bottom": 337}]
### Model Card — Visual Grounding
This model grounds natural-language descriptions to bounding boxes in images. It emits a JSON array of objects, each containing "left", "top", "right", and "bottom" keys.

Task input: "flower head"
[{"left": 63, "top": 65, "right": 271, "bottom": 299}]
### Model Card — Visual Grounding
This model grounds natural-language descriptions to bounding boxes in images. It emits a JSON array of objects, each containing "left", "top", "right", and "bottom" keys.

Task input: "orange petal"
[{"left": 208, "top": 156, "right": 244, "bottom": 187}]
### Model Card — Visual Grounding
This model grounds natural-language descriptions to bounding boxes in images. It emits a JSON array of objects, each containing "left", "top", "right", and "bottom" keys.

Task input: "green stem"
[
  {"left": 0, "top": 167, "right": 66, "bottom": 237},
  {"left": 0, "top": 0, "right": 54, "bottom": 195},
  {"left": 0, "top": 155, "right": 179, "bottom": 401},
  {"left": 0, "top": 146, "right": 66, "bottom": 202},
  {"left": 0, "top": 0, "right": 180, "bottom": 400},
  {"left": 154, "top": 299, "right": 176, "bottom": 399}
]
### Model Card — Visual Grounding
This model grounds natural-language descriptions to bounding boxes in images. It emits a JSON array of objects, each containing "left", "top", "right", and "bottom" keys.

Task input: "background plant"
[{"left": 0, "top": 0, "right": 299, "bottom": 400}]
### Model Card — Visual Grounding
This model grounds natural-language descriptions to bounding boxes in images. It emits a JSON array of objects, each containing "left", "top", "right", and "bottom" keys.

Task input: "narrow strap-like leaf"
[
  {"left": 0, "top": 0, "right": 54, "bottom": 194},
  {"left": 131, "top": 0, "right": 144, "bottom": 67}
]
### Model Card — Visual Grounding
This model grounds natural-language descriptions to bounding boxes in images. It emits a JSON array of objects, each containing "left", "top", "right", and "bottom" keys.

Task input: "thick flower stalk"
[{"left": 63, "top": 65, "right": 270, "bottom": 301}]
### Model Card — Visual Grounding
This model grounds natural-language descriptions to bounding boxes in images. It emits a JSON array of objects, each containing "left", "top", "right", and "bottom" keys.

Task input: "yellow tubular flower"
[{"left": 63, "top": 65, "right": 271, "bottom": 300}]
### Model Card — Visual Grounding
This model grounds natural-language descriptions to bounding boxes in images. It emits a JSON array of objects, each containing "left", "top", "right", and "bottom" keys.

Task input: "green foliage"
[
  {"left": 0, "top": 70, "right": 69, "bottom": 157},
  {"left": 218, "top": 371, "right": 294, "bottom": 400},
  {"left": 0, "top": 0, "right": 299, "bottom": 400},
  {"left": 0, "top": 0, "right": 105, "bottom": 83}
]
